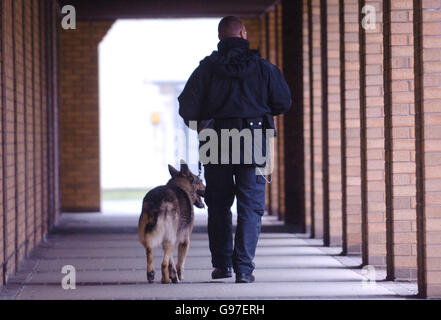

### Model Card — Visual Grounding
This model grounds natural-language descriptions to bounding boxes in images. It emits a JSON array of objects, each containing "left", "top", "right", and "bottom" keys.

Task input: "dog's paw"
[
  {"left": 147, "top": 271, "right": 155, "bottom": 283},
  {"left": 161, "top": 278, "right": 172, "bottom": 284},
  {"left": 177, "top": 269, "right": 184, "bottom": 282},
  {"left": 169, "top": 264, "right": 179, "bottom": 283}
]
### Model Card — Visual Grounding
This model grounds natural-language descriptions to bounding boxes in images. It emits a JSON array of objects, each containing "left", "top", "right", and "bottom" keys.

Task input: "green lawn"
[{"left": 101, "top": 188, "right": 150, "bottom": 200}]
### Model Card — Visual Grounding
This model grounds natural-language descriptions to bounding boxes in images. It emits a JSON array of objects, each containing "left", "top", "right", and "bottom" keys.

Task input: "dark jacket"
[{"left": 178, "top": 37, "right": 292, "bottom": 126}]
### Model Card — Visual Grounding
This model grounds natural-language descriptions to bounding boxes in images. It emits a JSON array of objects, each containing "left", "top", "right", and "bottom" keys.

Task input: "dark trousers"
[{"left": 204, "top": 164, "right": 266, "bottom": 274}]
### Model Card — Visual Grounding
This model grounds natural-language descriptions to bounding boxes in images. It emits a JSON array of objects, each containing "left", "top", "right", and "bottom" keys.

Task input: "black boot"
[
  {"left": 235, "top": 273, "right": 255, "bottom": 283},
  {"left": 211, "top": 267, "right": 232, "bottom": 279}
]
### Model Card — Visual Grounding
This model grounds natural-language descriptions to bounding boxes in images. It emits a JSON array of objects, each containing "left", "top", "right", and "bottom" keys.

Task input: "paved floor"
[{"left": 0, "top": 211, "right": 418, "bottom": 300}]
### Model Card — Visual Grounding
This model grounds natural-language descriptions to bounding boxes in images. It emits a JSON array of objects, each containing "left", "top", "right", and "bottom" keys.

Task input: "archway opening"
[{"left": 98, "top": 18, "right": 220, "bottom": 214}]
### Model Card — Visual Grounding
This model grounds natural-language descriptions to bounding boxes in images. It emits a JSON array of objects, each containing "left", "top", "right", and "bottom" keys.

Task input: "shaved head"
[{"left": 218, "top": 16, "right": 247, "bottom": 40}]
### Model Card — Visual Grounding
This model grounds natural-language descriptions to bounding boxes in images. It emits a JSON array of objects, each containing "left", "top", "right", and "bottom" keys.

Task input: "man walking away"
[{"left": 178, "top": 16, "right": 292, "bottom": 283}]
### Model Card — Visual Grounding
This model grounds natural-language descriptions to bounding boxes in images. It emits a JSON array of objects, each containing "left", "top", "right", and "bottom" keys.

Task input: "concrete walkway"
[{"left": 0, "top": 212, "right": 418, "bottom": 300}]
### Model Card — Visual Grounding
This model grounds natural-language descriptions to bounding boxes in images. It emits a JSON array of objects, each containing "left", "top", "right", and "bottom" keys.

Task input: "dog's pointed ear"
[
  {"left": 168, "top": 164, "right": 180, "bottom": 178},
  {"left": 180, "top": 161, "right": 191, "bottom": 177}
]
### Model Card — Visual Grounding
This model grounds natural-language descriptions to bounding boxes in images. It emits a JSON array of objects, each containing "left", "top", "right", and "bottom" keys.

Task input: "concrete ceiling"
[{"left": 58, "top": 0, "right": 280, "bottom": 20}]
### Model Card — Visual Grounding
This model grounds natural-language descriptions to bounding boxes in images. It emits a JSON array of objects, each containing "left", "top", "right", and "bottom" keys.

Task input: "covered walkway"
[
  {"left": 1, "top": 0, "right": 441, "bottom": 299},
  {"left": 0, "top": 213, "right": 416, "bottom": 300}
]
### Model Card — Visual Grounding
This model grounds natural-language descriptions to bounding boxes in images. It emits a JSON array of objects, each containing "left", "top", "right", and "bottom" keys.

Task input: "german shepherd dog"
[{"left": 138, "top": 162, "right": 205, "bottom": 284}]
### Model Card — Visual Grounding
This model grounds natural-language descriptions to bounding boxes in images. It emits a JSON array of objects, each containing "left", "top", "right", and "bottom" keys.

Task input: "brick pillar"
[
  {"left": 48, "top": 0, "right": 61, "bottom": 228},
  {"left": 390, "top": 0, "right": 418, "bottom": 281},
  {"left": 260, "top": 15, "right": 271, "bottom": 216},
  {"left": 23, "top": 0, "right": 33, "bottom": 258},
  {"left": 267, "top": 10, "right": 277, "bottom": 64},
  {"left": 311, "top": 0, "right": 323, "bottom": 238},
  {"left": 259, "top": 14, "right": 271, "bottom": 214},
  {"left": 419, "top": 0, "right": 441, "bottom": 298},
  {"left": 320, "top": 0, "right": 331, "bottom": 245},
  {"left": 303, "top": 0, "right": 312, "bottom": 233},
  {"left": 276, "top": 3, "right": 286, "bottom": 222},
  {"left": 326, "top": 0, "right": 343, "bottom": 246},
  {"left": 343, "top": 0, "right": 363, "bottom": 254},
  {"left": 364, "top": 0, "right": 389, "bottom": 268},
  {"left": 260, "top": 15, "right": 267, "bottom": 59},
  {"left": 32, "top": 0, "right": 43, "bottom": 247},
  {"left": 1, "top": 0, "right": 18, "bottom": 277},
  {"left": 59, "top": 21, "right": 114, "bottom": 212},
  {"left": 267, "top": 10, "right": 280, "bottom": 218},
  {"left": 25, "top": 0, "right": 37, "bottom": 257},
  {"left": 13, "top": 0, "right": 26, "bottom": 267},
  {"left": 39, "top": 0, "right": 49, "bottom": 240}
]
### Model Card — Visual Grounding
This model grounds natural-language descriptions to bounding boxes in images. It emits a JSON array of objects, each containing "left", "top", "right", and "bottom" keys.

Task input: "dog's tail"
[
  {"left": 144, "top": 200, "right": 174, "bottom": 234},
  {"left": 140, "top": 199, "right": 159, "bottom": 233},
  {"left": 145, "top": 212, "right": 158, "bottom": 233}
]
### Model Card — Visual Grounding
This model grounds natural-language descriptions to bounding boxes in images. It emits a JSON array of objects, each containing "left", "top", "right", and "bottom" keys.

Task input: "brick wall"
[
  {"left": 59, "top": 21, "right": 114, "bottom": 212},
  {"left": 1, "top": 0, "right": 59, "bottom": 286}
]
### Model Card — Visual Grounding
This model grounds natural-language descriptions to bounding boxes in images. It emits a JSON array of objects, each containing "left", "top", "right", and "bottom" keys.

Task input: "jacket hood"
[{"left": 203, "top": 37, "right": 260, "bottom": 79}]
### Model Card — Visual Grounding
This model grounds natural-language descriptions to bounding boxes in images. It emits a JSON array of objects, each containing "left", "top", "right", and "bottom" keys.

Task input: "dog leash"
[{"left": 256, "top": 166, "right": 272, "bottom": 184}]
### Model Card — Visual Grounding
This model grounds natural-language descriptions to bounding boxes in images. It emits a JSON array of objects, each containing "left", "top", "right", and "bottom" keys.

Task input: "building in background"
[{"left": 99, "top": 19, "right": 219, "bottom": 191}]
